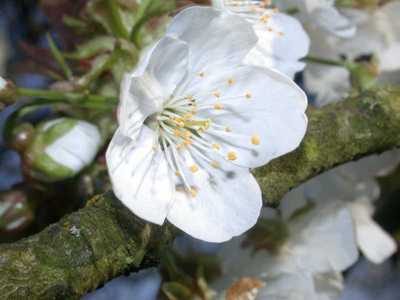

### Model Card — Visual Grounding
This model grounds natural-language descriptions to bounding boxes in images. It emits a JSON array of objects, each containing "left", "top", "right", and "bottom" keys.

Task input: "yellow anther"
[
  {"left": 213, "top": 91, "right": 221, "bottom": 98},
  {"left": 184, "top": 130, "right": 192, "bottom": 138},
  {"left": 190, "top": 165, "right": 199, "bottom": 173},
  {"left": 186, "top": 95, "right": 194, "bottom": 101},
  {"left": 267, "top": 27, "right": 274, "bottom": 32},
  {"left": 245, "top": 92, "right": 252, "bottom": 99},
  {"left": 174, "top": 129, "right": 181, "bottom": 137},
  {"left": 198, "top": 72, "right": 205, "bottom": 78},
  {"left": 228, "top": 78, "right": 235, "bottom": 85},
  {"left": 260, "top": 15, "right": 270, "bottom": 23},
  {"left": 251, "top": 134, "right": 261, "bottom": 145},
  {"left": 177, "top": 143, "right": 185, "bottom": 150},
  {"left": 277, "top": 31, "right": 284, "bottom": 37},
  {"left": 225, "top": 127, "right": 232, "bottom": 132},
  {"left": 184, "top": 139, "right": 192, "bottom": 146},
  {"left": 214, "top": 103, "right": 224, "bottom": 110},
  {"left": 212, "top": 143, "right": 221, "bottom": 150},
  {"left": 211, "top": 161, "right": 220, "bottom": 169},
  {"left": 175, "top": 171, "right": 181, "bottom": 177},
  {"left": 189, "top": 187, "right": 198, "bottom": 198},
  {"left": 227, "top": 151, "right": 238, "bottom": 161}
]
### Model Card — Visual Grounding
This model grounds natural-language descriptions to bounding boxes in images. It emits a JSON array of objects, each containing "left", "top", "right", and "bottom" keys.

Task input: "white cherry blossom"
[
  {"left": 214, "top": 201, "right": 359, "bottom": 299},
  {"left": 212, "top": 0, "right": 310, "bottom": 78},
  {"left": 106, "top": 6, "right": 308, "bottom": 243},
  {"left": 279, "top": 0, "right": 356, "bottom": 38},
  {"left": 283, "top": 151, "right": 399, "bottom": 264},
  {"left": 304, "top": 1, "right": 400, "bottom": 106}
]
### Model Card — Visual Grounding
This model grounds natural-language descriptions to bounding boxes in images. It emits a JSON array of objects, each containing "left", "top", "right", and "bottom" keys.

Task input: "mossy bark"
[{"left": 1, "top": 88, "right": 400, "bottom": 299}]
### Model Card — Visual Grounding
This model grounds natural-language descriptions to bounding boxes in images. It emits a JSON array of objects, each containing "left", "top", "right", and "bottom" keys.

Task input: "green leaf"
[
  {"left": 86, "top": 0, "right": 134, "bottom": 38},
  {"left": 65, "top": 36, "right": 116, "bottom": 60},
  {"left": 46, "top": 33, "right": 73, "bottom": 80}
]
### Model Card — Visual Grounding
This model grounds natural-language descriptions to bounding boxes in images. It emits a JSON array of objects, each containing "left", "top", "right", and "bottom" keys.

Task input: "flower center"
[{"left": 144, "top": 76, "right": 259, "bottom": 198}]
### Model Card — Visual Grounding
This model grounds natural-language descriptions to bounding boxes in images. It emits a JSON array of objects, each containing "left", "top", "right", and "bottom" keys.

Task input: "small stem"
[
  {"left": 303, "top": 56, "right": 347, "bottom": 67},
  {"left": 16, "top": 88, "right": 118, "bottom": 108}
]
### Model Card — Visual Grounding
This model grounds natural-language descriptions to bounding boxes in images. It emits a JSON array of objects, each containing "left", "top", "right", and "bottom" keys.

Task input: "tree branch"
[{"left": 0, "top": 87, "right": 400, "bottom": 299}]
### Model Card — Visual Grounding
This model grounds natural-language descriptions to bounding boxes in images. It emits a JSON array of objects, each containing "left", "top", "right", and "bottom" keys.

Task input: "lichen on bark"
[{"left": 0, "top": 87, "right": 399, "bottom": 299}]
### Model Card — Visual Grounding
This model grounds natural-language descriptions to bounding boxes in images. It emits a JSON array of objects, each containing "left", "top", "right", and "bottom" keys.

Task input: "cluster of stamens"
[{"left": 149, "top": 76, "right": 260, "bottom": 198}]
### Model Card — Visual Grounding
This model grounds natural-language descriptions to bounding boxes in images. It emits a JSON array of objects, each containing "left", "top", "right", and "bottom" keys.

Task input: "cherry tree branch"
[{"left": 0, "top": 87, "right": 399, "bottom": 299}]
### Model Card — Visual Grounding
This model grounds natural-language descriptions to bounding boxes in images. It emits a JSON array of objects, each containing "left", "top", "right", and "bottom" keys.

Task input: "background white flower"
[
  {"left": 27, "top": 118, "right": 102, "bottom": 182},
  {"left": 304, "top": 1, "right": 400, "bottom": 106},
  {"left": 279, "top": 0, "right": 356, "bottom": 38},
  {"left": 282, "top": 151, "right": 399, "bottom": 264},
  {"left": 213, "top": 201, "right": 359, "bottom": 299},
  {"left": 106, "top": 6, "right": 308, "bottom": 243},
  {"left": 212, "top": 0, "right": 310, "bottom": 78}
]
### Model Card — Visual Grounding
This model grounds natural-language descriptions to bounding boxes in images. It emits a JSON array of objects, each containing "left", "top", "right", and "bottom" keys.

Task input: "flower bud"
[{"left": 25, "top": 118, "right": 102, "bottom": 182}]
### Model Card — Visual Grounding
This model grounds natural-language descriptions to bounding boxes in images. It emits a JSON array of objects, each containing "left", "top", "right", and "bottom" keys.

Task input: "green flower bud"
[{"left": 25, "top": 118, "right": 102, "bottom": 182}]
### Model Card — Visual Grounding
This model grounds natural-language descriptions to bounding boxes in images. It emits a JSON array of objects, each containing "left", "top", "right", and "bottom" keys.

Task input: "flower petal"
[
  {"left": 106, "top": 126, "right": 175, "bottom": 225},
  {"left": 45, "top": 120, "right": 102, "bottom": 173},
  {"left": 245, "top": 48, "right": 306, "bottom": 79},
  {"left": 288, "top": 202, "right": 359, "bottom": 273},
  {"left": 166, "top": 6, "right": 257, "bottom": 72},
  {"left": 350, "top": 200, "right": 397, "bottom": 264},
  {"left": 247, "top": 11, "right": 310, "bottom": 62},
  {"left": 312, "top": 6, "right": 356, "bottom": 38},
  {"left": 118, "top": 36, "right": 189, "bottom": 139},
  {"left": 304, "top": 65, "right": 350, "bottom": 107},
  {"left": 187, "top": 65, "right": 307, "bottom": 168},
  {"left": 167, "top": 150, "right": 262, "bottom": 242}
]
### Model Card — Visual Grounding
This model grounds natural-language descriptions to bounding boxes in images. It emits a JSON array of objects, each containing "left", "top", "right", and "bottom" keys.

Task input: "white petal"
[
  {"left": 312, "top": 6, "right": 356, "bottom": 38},
  {"left": 288, "top": 202, "right": 359, "bottom": 273},
  {"left": 0, "top": 76, "right": 6, "bottom": 90},
  {"left": 45, "top": 121, "right": 102, "bottom": 172},
  {"left": 118, "top": 36, "right": 189, "bottom": 139},
  {"left": 167, "top": 150, "right": 262, "bottom": 242},
  {"left": 350, "top": 200, "right": 397, "bottom": 264},
  {"left": 166, "top": 6, "right": 257, "bottom": 72},
  {"left": 246, "top": 49, "right": 307, "bottom": 79},
  {"left": 106, "top": 126, "right": 175, "bottom": 225},
  {"left": 304, "top": 65, "right": 350, "bottom": 107},
  {"left": 379, "top": 43, "right": 400, "bottom": 72},
  {"left": 248, "top": 11, "right": 310, "bottom": 62},
  {"left": 189, "top": 65, "right": 307, "bottom": 168}
]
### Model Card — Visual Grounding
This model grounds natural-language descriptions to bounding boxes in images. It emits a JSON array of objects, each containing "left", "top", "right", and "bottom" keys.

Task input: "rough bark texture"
[{"left": 1, "top": 88, "right": 400, "bottom": 299}]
